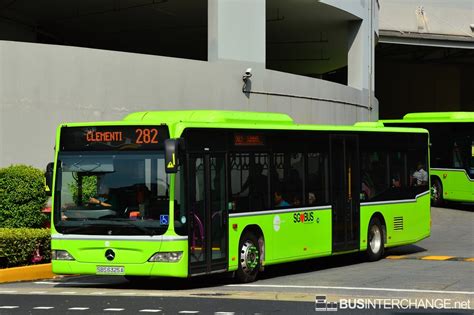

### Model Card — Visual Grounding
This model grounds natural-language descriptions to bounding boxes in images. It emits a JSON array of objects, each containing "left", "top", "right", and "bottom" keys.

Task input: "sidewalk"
[{"left": 0, "top": 264, "right": 55, "bottom": 283}]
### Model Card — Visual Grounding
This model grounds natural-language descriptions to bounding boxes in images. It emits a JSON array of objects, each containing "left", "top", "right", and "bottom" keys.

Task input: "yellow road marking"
[
  {"left": 420, "top": 256, "right": 454, "bottom": 261},
  {"left": 464, "top": 258, "right": 474, "bottom": 262},
  {"left": 385, "top": 255, "right": 406, "bottom": 260}
]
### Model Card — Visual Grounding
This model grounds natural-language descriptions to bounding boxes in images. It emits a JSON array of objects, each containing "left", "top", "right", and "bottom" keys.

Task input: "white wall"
[
  {"left": 0, "top": 41, "right": 376, "bottom": 168},
  {"left": 379, "top": 0, "right": 474, "bottom": 37}
]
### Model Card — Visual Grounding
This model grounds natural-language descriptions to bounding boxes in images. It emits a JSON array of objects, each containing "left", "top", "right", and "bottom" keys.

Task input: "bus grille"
[{"left": 393, "top": 217, "right": 404, "bottom": 230}]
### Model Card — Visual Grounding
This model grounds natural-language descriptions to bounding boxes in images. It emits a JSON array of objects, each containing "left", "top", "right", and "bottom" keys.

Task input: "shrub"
[
  {"left": 68, "top": 175, "right": 97, "bottom": 205},
  {"left": 0, "top": 228, "right": 51, "bottom": 268},
  {"left": 0, "top": 165, "right": 48, "bottom": 228}
]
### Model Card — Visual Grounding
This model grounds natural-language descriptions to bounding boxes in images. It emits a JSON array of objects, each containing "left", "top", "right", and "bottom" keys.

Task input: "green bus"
[
  {"left": 382, "top": 112, "right": 474, "bottom": 206},
  {"left": 46, "top": 111, "right": 430, "bottom": 282}
]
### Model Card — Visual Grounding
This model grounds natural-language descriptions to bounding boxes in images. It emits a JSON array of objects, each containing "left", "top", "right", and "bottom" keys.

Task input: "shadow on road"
[
  {"left": 385, "top": 244, "right": 427, "bottom": 256},
  {"left": 52, "top": 246, "right": 424, "bottom": 291},
  {"left": 53, "top": 255, "right": 369, "bottom": 291}
]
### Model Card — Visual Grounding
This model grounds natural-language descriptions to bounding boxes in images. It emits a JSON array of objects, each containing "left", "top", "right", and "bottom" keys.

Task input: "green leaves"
[
  {"left": 0, "top": 165, "right": 48, "bottom": 228},
  {"left": 68, "top": 175, "right": 97, "bottom": 205},
  {"left": 0, "top": 228, "right": 51, "bottom": 268}
]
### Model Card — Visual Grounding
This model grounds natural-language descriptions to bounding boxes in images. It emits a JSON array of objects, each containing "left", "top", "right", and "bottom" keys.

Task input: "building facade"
[
  {"left": 0, "top": 0, "right": 379, "bottom": 168},
  {"left": 376, "top": 0, "right": 474, "bottom": 118}
]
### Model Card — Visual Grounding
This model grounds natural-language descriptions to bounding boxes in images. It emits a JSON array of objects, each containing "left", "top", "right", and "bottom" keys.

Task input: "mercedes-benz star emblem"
[{"left": 105, "top": 249, "right": 115, "bottom": 261}]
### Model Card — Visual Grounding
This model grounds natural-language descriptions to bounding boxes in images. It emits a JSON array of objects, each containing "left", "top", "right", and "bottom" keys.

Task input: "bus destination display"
[
  {"left": 234, "top": 134, "right": 265, "bottom": 146},
  {"left": 60, "top": 126, "right": 169, "bottom": 151}
]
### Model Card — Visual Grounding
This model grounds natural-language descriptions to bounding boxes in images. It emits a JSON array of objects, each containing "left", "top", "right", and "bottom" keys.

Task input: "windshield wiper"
[
  {"left": 107, "top": 219, "right": 156, "bottom": 236},
  {"left": 58, "top": 221, "right": 108, "bottom": 234},
  {"left": 56, "top": 219, "right": 157, "bottom": 236}
]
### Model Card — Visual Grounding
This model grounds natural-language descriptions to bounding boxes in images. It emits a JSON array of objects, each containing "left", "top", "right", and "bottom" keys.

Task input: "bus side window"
[{"left": 307, "top": 152, "right": 329, "bottom": 206}]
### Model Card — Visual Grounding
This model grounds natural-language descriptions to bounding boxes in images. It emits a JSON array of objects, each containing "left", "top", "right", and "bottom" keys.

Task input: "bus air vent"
[{"left": 393, "top": 217, "right": 404, "bottom": 231}]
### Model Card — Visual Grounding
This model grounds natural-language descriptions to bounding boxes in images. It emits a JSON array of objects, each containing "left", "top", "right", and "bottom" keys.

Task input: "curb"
[{"left": 0, "top": 263, "right": 55, "bottom": 283}]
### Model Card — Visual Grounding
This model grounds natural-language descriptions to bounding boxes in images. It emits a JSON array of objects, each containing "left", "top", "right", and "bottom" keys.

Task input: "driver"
[{"left": 89, "top": 182, "right": 116, "bottom": 208}]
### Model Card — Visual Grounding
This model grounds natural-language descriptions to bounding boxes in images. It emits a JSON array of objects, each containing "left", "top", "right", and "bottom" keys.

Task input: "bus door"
[
  {"left": 188, "top": 152, "right": 228, "bottom": 275},
  {"left": 330, "top": 135, "right": 360, "bottom": 252}
]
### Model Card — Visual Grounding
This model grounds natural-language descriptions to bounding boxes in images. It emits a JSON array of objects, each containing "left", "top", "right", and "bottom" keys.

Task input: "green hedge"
[
  {"left": 0, "top": 164, "right": 48, "bottom": 228},
  {"left": 0, "top": 228, "right": 51, "bottom": 268}
]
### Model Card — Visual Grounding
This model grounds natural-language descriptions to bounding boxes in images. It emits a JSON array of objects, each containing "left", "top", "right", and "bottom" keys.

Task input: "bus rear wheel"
[
  {"left": 431, "top": 178, "right": 444, "bottom": 207},
  {"left": 236, "top": 231, "right": 260, "bottom": 283},
  {"left": 366, "top": 217, "right": 384, "bottom": 261}
]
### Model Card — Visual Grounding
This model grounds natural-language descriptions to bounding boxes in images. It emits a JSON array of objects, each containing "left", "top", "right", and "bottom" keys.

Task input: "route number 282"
[{"left": 135, "top": 128, "right": 159, "bottom": 144}]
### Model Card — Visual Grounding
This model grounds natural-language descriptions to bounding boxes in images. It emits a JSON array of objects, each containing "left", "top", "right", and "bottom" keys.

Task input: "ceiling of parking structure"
[
  {"left": 266, "top": 0, "right": 360, "bottom": 77},
  {"left": 377, "top": 44, "right": 474, "bottom": 65},
  {"left": 0, "top": 0, "right": 208, "bottom": 60},
  {"left": 0, "top": 0, "right": 360, "bottom": 71}
]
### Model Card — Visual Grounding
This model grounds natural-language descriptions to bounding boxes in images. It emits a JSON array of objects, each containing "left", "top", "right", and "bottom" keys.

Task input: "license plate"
[{"left": 96, "top": 266, "right": 125, "bottom": 275}]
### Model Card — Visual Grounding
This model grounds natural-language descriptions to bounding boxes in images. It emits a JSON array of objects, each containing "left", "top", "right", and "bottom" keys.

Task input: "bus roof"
[
  {"left": 123, "top": 110, "right": 295, "bottom": 125},
  {"left": 59, "top": 110, "right": 428, "bottom": 134},
  {"left": 120, "top": 110, "right": 427, "bottom": 134},
  {"left": 382, "top": 112, "right": 474, "bottom": 124}
]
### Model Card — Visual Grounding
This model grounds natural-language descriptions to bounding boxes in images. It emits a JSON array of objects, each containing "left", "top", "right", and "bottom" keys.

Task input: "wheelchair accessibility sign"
[{"left": 160, "top": 215, "right": 169, "bottom": 225}]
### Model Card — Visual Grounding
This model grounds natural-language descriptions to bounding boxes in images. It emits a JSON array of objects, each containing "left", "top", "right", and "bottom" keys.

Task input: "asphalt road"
[{"left": 0, "top": 205, "right": 472, "bottom": 314}]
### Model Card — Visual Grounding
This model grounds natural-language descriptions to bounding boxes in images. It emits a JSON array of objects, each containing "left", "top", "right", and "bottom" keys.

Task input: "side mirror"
[
  {"left": 45, "top": 162, "right": 54, "bottom": 196},
  {"left": 164, "top": 138, "right": 184, "bottom": 174}
]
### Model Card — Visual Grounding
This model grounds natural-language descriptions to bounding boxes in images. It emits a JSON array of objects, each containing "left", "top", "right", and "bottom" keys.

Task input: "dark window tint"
[
  {"left": 270, "top": 153, "right": 302, "bottom": 208},
  {"left": 307, "top": 152, "right": 329, "bottom": 206},
  {"left": 229, "top": 153, "right": 269, "bottom": 212}
]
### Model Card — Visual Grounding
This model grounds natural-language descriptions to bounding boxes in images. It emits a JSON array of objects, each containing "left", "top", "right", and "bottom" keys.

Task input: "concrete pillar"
[
  {"left": 208, "top": 0, "right": 265, "bottom": 64},
  {"left": 347, "top": 0, "right": 376, "bottom": 119},
  {"left": 348, "top": 20, "right": 368, "bottom": 91}
]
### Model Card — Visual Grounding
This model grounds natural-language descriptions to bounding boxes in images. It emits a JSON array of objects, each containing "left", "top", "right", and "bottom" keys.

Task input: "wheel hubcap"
[
  {"left": 369, "top": 225, "right": 381, "bottom": 254},
  {"left": 240, "top": 240, "right": 259, "bottom": 274},
  {"left": 431, "top": 183, "right": 440, "bottom": 201}
]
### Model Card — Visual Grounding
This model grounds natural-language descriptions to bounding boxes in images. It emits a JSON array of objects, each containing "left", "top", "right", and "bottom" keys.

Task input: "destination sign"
[
  {"left": 234, "top": 134, "right": 265, "bottom": 146},
  {"left": 60, "top": 126, "right": 169, "bottom": 151}
]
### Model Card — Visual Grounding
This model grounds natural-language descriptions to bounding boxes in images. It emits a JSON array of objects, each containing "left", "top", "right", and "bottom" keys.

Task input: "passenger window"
[
  {"left": 307, "top": 152, "right": 329, "bottom": 206},
  {"left": 229, "top": 153, "right": 269, "bottom": 212}
]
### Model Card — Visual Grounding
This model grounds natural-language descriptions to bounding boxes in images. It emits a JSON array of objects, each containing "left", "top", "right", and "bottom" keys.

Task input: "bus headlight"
[
  {"left": 148, "top": 251, "right": 183, "bottom": 263},
  {"left": 51, "top": 250, "right": 75, "bottom": 261}
]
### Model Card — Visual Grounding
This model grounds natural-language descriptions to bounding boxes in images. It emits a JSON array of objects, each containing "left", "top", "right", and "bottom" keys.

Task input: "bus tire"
[
  {"left": 366, "top": 217, "right": 384, "bottom": 262},
  {"left": 431, "top": 178, "right": 444, "bottom": 207},
  {"left": 236, "top": 231, "right": 260, "bottom": 283}
]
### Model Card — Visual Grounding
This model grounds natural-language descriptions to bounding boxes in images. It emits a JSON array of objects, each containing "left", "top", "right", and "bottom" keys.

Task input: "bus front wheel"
[
  {"left": 431, "top": 178, "right": 444, "bottom": 207},
  {"left": 366, "top": 217, "right": 384, "bottom": 261},
  {"left": 236, "top": 231, "right": 260, "bottom": 283}
]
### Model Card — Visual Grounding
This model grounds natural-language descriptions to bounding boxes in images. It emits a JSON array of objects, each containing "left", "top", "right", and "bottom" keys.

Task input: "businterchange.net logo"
[{"left": 315, "top": 296, "right": 472, "bottom": 311}]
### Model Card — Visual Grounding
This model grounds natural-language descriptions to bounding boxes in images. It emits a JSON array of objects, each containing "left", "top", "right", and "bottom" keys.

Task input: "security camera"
[{"left": 242, "top": 68, "right": 252, "bottom": 81}]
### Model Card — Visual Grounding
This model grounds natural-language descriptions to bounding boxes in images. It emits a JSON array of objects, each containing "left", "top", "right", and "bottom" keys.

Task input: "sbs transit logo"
[{"left": 293, "top": 211, "right": 314, "bottom": 224}]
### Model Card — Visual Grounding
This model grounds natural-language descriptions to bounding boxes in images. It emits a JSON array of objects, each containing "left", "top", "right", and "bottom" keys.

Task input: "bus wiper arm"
[
  {"left": 108, "top": 219, "right": 155, "bottom": 236},
  {"left": 59, "top": 221, "right": 107, "bottom": 234}
]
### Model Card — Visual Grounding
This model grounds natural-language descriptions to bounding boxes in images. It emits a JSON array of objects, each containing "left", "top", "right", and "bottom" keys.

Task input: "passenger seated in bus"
[
  {"left": 239, "top": 164, "right": 268, "bottom": 196},
  {"left": 361, "top": 171, "right": 375, "bottom": 200},
  {"left": 391, "top": 174, "right": 401, "bottom": 188},
  {"left": 292, "top": 195, "right": 302, "bottom": 206},
  {"left": 410, "top": 162, "right": 428, "bottom": 186},
  {"left": 274, "top": 190, "right": 290, "bottom": 208},
  {"left": 308, "top": 192, "right": 316, "bottom": 205}
]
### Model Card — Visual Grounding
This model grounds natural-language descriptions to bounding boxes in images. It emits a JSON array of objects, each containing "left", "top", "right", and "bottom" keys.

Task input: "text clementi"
[{"left": 86, "top": 131, "right": 123, "bottom": 142}]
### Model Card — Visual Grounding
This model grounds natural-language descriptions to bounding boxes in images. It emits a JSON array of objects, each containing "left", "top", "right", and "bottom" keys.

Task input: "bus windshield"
[{"left": 55, "top": 151, "right": 171, "bottom": 235}]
